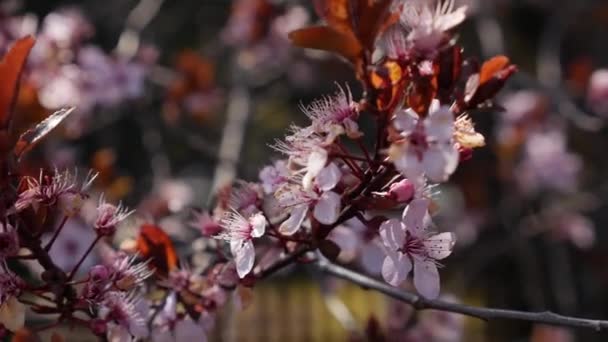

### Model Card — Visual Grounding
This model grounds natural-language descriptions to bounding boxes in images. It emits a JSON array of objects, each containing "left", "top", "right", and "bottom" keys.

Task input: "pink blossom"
[
  {"left": 398, "top": 0, "right": 468, "bottom": 56},
  {"left": 218, "top": 211, "right": 267, "bottom": 278},
  {"left": 302, "top": 84, "right": 361, "bottom": 143},
  {"left": 379, "top": 199, "right": 455, "bottom": 299},
  {"left": 259, "top": 160, "right": 290, "bottom": 194},
  {"left": 94, "top": 197, "right": 134, "bottom": 236},
  {"left": 99, "top": 291, "right": 149, "bottom": 341},
  {"left": 276, "top": 177, "right": 342, "bottom": 235},
  {"left": 190, "top": 211, "right": 223, "bottom": 237},
  {"left": 390, "top": 99, "right": 459, "bottom": 182}
]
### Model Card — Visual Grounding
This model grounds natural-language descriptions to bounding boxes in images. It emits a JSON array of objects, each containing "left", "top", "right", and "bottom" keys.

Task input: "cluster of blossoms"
[
  {"left": 0, "top": 0, "right": 521, "bottom": 340},
  {"left": 0, "top": 6, "right": 152, "bottom": 135},
  {"left": 204, "top": 0, "right": 514, "bottom": 301}
]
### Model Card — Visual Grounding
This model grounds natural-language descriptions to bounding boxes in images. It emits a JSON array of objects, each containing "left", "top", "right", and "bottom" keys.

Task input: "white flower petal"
[
  {"left": 316, "top": 163, "right": 342, "bottom": 191},
  {"left": 426, "top": 105, "right": 454, "bottom": 142},
  {"left": 249, "top": 213, "right": 267, "bottom": 238},
  {"left": 278, "top": 204, "right": 308, "bottom": 235},
  {"left": 393, "top": 145, "right": 424, "bottom": 177},
  {"left": 403, "top": 198, "right": 430, "bottom": 234},
  {"left": 413, "top": 257, "right": 440, "bottom": 299},
  {"left": 379, "top": 218, "right": 406, "bottom": 250},
  {"left": 313, "top": 191, "right": 341, "bottom": 225},
  {"left": 382, "top": 251, "right": 412, "bottom": 286},
  {"left": 394, "top": 109, "right": 419, "bottom": 133},
  {"left": 234, "top": 240, "right": 255, "bottom": 278},
  {"left": 422, "top": 144, "right": 459, "bottom": 182},
  {"left": 424, "top": 232, "right": 456, "bottom": 260},
  {"left": 306, "top": 148, "right": 328, "bottom": 178}
]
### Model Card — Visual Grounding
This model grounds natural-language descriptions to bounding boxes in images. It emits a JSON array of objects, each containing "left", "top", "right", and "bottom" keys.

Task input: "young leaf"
[
  {"left": 0, "top": 36, "right": 35, "bottom": 130},
  {"left": 13, "top": 107, "right": 75, "bottom": 160},
  {"left": 136, "top": 224, "right": 179, "bottom": 276},
  {"left": 479, "top": 55, "right": 510, "bottom": 85},
  {"left": 289, "top": 26, "right": 362, "bottom": 62}
]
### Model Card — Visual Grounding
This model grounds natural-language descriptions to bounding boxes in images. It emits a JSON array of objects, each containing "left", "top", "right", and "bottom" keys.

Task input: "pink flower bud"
[
  {"left": 89, "top": 265, "right": 110, "bottom": 283},
  {"left": 588, "top": 69, "right": 608, "bottom": 115},
  {"left": 388, "top": 179, "right": 415, "bottom": 203}
]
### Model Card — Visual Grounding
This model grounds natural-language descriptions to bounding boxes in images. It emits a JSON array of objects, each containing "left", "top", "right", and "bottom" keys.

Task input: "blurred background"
[{"left": 3, "top": 0, "right": 608, "bottom": 341}]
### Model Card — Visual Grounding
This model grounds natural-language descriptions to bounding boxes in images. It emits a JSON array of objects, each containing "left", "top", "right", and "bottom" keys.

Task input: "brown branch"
[
  {"left": 317, "top": 259, "right": 608, "bottom": 331},
  {"left": 255, "top": 246, "right": 314, "bottom": 279}
]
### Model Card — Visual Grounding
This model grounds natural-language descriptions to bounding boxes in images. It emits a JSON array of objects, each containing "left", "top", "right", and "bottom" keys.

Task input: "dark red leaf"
[
  {"left": 0, "top": 36, "right": 35, "bottom": 130},
  {"left": 136, "top": 224, "right": 179, "bottom": 276},
  {"left": 289, "top": 26, "right": 362, "bottom": 62}
]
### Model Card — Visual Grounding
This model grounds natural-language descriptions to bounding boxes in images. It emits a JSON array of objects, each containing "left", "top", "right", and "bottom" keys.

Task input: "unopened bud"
[{"left": 388, "top": 179, "right": 415, "bottom": 202}]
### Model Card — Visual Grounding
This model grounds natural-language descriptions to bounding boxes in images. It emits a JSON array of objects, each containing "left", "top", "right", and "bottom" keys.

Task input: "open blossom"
[
  {"left": 276, "top": 166, "right": 342, "bottom": 236},
  {"left": 94, "top": 197, "right": 134, "bottom": 236},
  {"left": 272, "top": 125, "right": 325, "bottom": 167},
  {"left": 110, "top": 254, "right": 154, "bottom": 291},
  {"left": 398, "top": 0, "right": 467, "bottom": 56},
  {"left": 218, "top": 211, "right": 266, "bottom": 278},
  {"left": 389, "top": 99, "right": 459, "bottom": 182},
  {"left": 0, "top": 270, "right": 25, "bottom": 332},
  {"left": 302, "top": 84, "right": 361, "bottom": 143},
  {"left": 15, "top": 169, "right": 97, "bottom": 214},
  {"left": 379, "top": 199, "right": 455, "bottom": 299},
  {"left": 98, "top": 291, "right": 149, "bottom": 341}
]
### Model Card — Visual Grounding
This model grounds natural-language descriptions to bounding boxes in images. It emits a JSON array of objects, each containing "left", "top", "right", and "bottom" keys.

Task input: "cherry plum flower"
[
  {"left": 398, "top": 0, "right": 468, "bottom": 56},
  {"left": 379, "top": 199, "right": 455, "bottom": 299},
  {"left": 98, "top": 291, "right": 149, "bottom": 341},
  {"left": 302, "top": 85, "right": 361, "bottom": 143},
  {"left": 587, "top": 69, "right": 608, "bottom": 116},
  {"left": 218, "top": 211, "right": 267, "bottom": 278},
  {"left": 276, "top": 166, "right": 342, "bottom": 236},
  {"left": 151, "top": 292, "right": 214, "bottom": 342},
  {"left": 94, "top": 198, "right": 134, "bottom": 236},
  {"left": 389, "top": 99, "right": 459, "bottom": 182}
]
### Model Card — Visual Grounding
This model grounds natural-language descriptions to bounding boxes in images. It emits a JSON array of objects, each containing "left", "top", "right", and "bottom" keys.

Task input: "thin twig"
[
  {"left": 317, "top": 260, "right": 608, "bottom": 331},
  {"left": 255, "top": 246, "right": 313, "bottom": 279}
]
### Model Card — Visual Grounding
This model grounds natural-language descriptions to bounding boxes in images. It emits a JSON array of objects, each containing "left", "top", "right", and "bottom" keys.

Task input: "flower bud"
[{"left": 388, "top": 179, "right": 415, "bottom": 203}]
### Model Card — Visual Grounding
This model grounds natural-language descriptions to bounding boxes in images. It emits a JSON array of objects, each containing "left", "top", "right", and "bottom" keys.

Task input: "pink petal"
[
  {"left": 234, "top": 240, "right": 255, "bottom": 278},
  {"left": 278, "top": 204, "right": 308, "bottom": 235},
  {"left": 379, "top": 218, "right": 406, "bottom": 250},
  {"left": 382, "top": 251, "right": 412, "bottom": 286},
  {"left": 424, "top": 232, "right": 456, "bottom": 260},
  {"left": 413, "top": 257, "right": 440, "bottom": 299},
  {"left": 249, "top": 213, "right": 267, "bottom": 238},
  {"left": 316, "top": 163, "right": 341, "bottom": 191},
  {"left": 313, "top": 191, "right": 341, "bottom": 224},
  {"left": 403, "top": 199, "right": 429, "bottom": 235}
]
